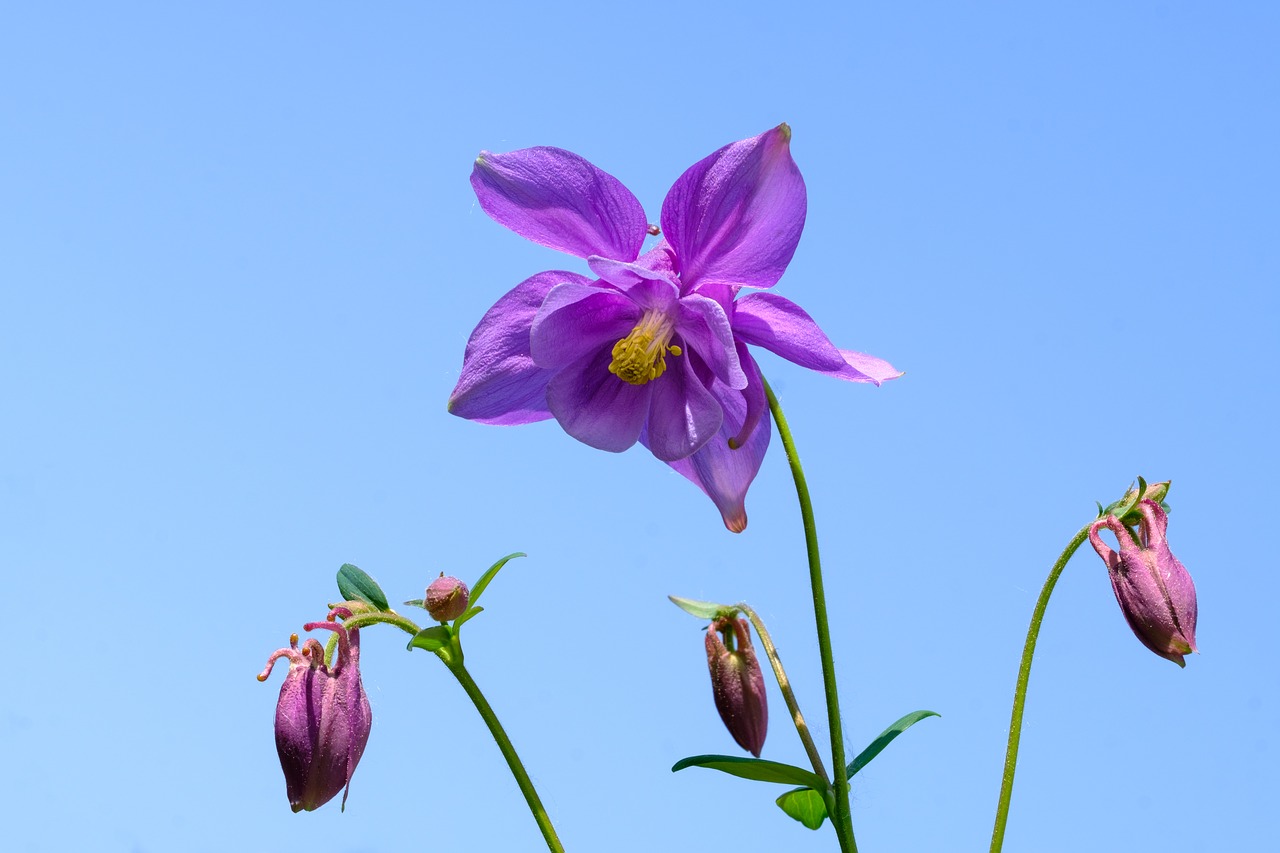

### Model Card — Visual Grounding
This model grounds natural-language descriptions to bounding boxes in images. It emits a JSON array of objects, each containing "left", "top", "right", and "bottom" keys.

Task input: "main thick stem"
[
  {"left": 763, "top": 378, "right": 857, "bottom": 853},
  {"left": 448, "top": 663, "right": 565, "bottom": 853},
  {"left": 988, "top": 524, "right": 1091, "bottom": 853}
]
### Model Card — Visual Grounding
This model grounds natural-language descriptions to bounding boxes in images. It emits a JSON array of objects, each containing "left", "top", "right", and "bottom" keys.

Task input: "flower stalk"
[
  {"left": 444, "top": 660, "right": 565, "bottom": 853},
  {"left": 737, "top": 603, "right": 829, "bottom": 784},
  {"left": 764, "top": 376, "right": 857, "bottom": 853},
  {"left": 988, "top": 523, "right": 1091, "bottom": 853}
]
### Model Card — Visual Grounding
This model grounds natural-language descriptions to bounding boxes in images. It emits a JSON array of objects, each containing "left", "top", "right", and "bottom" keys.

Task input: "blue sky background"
[{"left": 3, "top": 3, "right": 1277, "bottom": 852}]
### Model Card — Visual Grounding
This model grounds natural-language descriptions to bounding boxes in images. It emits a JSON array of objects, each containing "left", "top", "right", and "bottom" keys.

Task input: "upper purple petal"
[
  {"left": 732, "top": 292, "right": 847, "bottom": 372},
  {"left": 448, "top": 272, "right": 587, "bottom": 425},
  {"left": 546, "top": 345, "right": 652, "bottom": 453},
  {"left": 660, "top": 124, "right": 807, "bottom": 290},
  {"left": 471, "top": 147, "right": 648, "bottom": 261},
  {"left": 643, "top": 352, "right": 724, "bottom": 462},
  {"left": 530, "top": 281, "right": 639, "bottom": 371}
]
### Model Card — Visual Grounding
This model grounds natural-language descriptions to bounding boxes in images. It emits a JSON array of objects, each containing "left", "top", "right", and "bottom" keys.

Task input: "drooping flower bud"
[
  {"left": 1088, "top": 499, "right": 1198, "bottom": 667},
  {"left": 705, "top": 616, "right": 768, "bottom": 757},
  {"left": 258, "top": 617, "right": 372, "bottom": 812},
  {"left": 425, "top": 575, "right": 470, "bottom": 622}
]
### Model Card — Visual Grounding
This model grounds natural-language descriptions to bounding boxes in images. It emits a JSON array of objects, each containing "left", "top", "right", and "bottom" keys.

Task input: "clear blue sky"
[{"left": 3, "top": 3, "right": 1276, "bottom": 852}]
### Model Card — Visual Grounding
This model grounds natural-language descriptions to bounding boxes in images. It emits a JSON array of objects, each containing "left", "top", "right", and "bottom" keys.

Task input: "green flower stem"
[
  {"left": 341, "top": 610, "right": 422, "bottom": 636},
  {"left": 763, "top": 377, "right": 856, "bottom": 853},
  {"left": 738, "top": 603, "right": 830, "bottom": 785},
  {"left": 445, "top": 660, "right": 565, "bottom": 853},
  {"left": 988, "top": 523, "right": 1091, "bottom": 853}
]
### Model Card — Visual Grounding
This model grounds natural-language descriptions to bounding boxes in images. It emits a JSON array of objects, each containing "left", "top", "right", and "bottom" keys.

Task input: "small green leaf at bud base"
[
  {"left": 705, "top": 616, "right": 768, "bottom": 757},
  {"left": 425, "top": 575, "right": 470, "bottom": 622}
]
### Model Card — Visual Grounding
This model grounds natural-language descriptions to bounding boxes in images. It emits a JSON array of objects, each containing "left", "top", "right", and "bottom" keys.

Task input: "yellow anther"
[{"left": 608, "top": 309, "right": 681, "bottom": 386}]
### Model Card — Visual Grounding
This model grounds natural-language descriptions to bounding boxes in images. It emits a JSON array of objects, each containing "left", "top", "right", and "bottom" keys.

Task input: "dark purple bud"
[
  {"left": 705, "top": 617, "right": 768, "bottom": 757},
  {"left": 425, "top": 575, "right": 470, "bottom": 622},
  {"left": 1089, "top": 499, "right": 1198, "bottom": 667},
  {"left": 258, "top": 619, "right": 372, "bottom": 812}
]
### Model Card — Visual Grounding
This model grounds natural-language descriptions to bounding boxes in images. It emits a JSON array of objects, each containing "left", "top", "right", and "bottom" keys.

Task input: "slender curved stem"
[
  {"left": 738, "top": 603, "right": 830, "bottom": 785},
  {"left": 341, "top": 610, "right": 421, "bottom": 636},
  {"left": 988, "top": 524, "right": 1091, "bottom": 853},
  {"left": 763, "top": 377, "right": 856, "bottom": 853},
  {"left": 447, "top": 662, "right": 565, "bottom": 853}
]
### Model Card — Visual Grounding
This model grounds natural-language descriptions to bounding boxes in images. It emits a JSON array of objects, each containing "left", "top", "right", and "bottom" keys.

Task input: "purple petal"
[
  {"left": 676, "top": 294, "right": 747, "bottom": 389},
  {"left": 546, "top": 345, "right": 652, "bottom": 452},
  {"left": 448, "top": 272, "right": 585, "bottom": 425},
  {"left": 530, "top": 282, "right": 639, "bottom": 371},
  {"left": 732, "top": 292, "right": 847, "bottom": 371},
  {"left": 644, "top": 353, "right": 724, "bottom": 462},
  {"left": 660, "top": 124, "right": 806, "bottom": 290},
  {"left": 728, "top": 344, "right": 767, "bottom": 451},
  {"left": 471, "top": 147, "right": 648, "bottom": 261},
  {"left": 587, "top": 255, "right": 680, "bottom": 293},
  {"left": 822, "top": 349, "right": 904, "bottom": 386},
  {"left": 650, "top": 373, "right": 771, "bottom": 533},
  {"left": 637, "top": 240, "right": 679, "bottom": 276}
]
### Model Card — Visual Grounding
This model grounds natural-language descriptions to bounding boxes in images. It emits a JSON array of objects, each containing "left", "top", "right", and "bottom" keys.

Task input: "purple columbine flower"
[
  {"left": 449, "top": 124, "right": 900, "bottom": 531},
  {"left": 706, "top": 616, "right": 768, "bottom": 757},
  {"left": 1088, "top": 499, "right": 1199, "bottom": 667},
  {"left": 258, "top": 614, "right": 372, "bottom": 812}
]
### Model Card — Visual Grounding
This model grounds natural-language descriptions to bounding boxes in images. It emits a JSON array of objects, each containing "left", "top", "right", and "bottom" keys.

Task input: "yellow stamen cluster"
[{"left": 608, "top": 309, "right": 682, "bottom": 385}]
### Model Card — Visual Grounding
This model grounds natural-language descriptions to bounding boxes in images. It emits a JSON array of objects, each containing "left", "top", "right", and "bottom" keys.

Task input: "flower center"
[{"left": 608, "top": 309, "right": 682, "bottom": 385}]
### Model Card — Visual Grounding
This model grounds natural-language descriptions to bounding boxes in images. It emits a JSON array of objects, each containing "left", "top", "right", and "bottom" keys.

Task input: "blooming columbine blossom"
[
  {"left": 449, "top": 124, "right": 900, "bottom": 531},
  {"left": 1088, "top": 499, "right": 1199, "bottom": 667},
  {"left": 258, "top": 615, "right": 372, "bottom": 811}
]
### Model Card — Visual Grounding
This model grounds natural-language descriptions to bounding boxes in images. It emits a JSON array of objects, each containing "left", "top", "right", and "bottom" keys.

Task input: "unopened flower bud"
[
  {"left": 1089, "top": 499, "right": 1198, "bottom": 667},
  {"left": 705, "top": 616, "right": 768, "bottom": 757},
  {"left": 258, "top": 619, "right": 372, "bottom": 812},
  {"left": 425, "top": 575, "right": 469, "bottom": 622}
]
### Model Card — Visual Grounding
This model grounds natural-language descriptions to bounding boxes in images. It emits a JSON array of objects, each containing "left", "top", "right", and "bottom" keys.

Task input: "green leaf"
[
  {"left": 453, "top": 605, "right": 484, "bottom": 630},
  {"left": 468, "top": 552, "right": 525, "bottom": 609},
  {"left": 847, "top": 710, "right": 940, "bottom": 776},
  {"left": 671, "top": 755, "right": 826, "bottom": 790},
  {"left": 776, "top": 787, "right": 828, "bottom": 830},
  {"left": 337, "top": 563, "right": 389, "bottom": 611},
  {"left": 407, "top": 625, "right": 451, "bottom": 652},
  {"left": 403, "top": 598, "right": 426, "bottom": 609},
  {"left": 667, "top": 595, "right": 736, "bottom": 620}
]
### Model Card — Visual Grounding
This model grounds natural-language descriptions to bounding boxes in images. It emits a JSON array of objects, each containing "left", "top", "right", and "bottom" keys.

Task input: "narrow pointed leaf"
[
  {"left": 846, "top": 710, "right": 940, "bottom": 777},
  {"left": 407, "top": 625, "right": 452, "bottom": 652},
  {"left": 453, "top": 605, "right": 485, "bottom": 630},
  {"left": 776, "top": 787, "right": 828, "bottom": 830},
  {"left": 468, "top": 552, "right": 525, "bottom": 609},
  {"left": 337, "top": 563, "right": 390, "bottom": 611},
  {"left": 672, "top": 755, "right": 826, "bottom": 789},
  {"left": 403, "top": 598, "right": 426, "bottom": 609},
  {"left": 668, "top": 595, "right": 737, "bottom": 620}
]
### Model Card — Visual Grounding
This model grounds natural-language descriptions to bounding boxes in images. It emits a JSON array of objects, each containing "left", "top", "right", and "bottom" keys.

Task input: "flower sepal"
[
  {"left": 1099, "top": 476, "right": 1171, "bottom": 527},
  {"left": 668, "top": 594, "right": 739, "bottom": 622}
]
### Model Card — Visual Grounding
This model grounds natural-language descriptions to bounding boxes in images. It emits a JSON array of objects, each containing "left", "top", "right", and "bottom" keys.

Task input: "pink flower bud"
[
  {"left": 705, "top": 617, "right": 768, "bottom": 757},
  {"left": 425, "top": 575, "right": 470, "bottom": 622},
  {"left": 258, "top": 620, "right": 372, "bottom": 812},
  {"left": 1089, "top": 499, "right": 1198, "bottom": 667}
]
